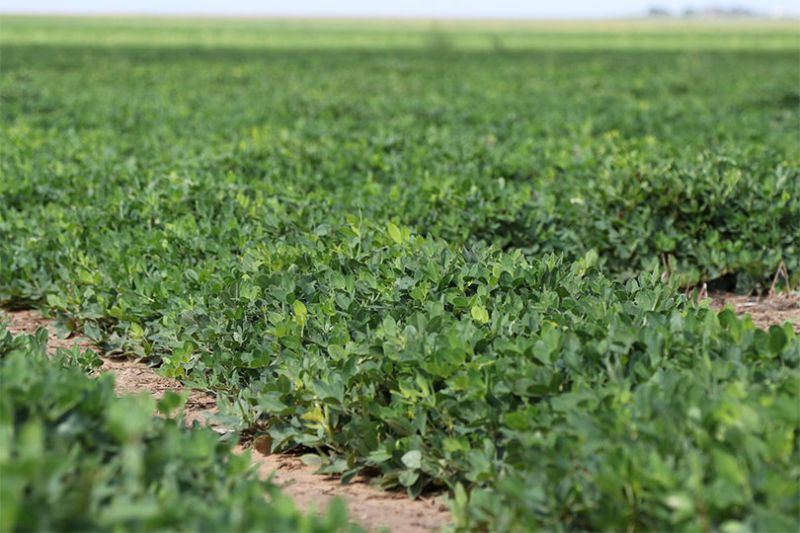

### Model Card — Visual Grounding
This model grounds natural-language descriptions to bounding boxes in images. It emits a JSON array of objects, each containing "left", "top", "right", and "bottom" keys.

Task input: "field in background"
[
  {"left": 2, "top": 16, "right": 799, "bottom": 49},
  {"left": 2, "top": 16, "right": 799, "bottom": 532}
]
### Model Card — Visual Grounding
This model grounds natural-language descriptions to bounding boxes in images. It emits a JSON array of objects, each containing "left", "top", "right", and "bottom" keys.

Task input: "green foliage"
[
  {"left": 0, "top": 325, "right": 357, "bottom": 532},
  {"left": 1, "top": 20, "right": 798, "bottom": 309},
  {"left": 1, "top": 17, "right": 799, "bottom": 532},
  {"left": 162, "top": 239, "right": 799, "bottom": 531}
]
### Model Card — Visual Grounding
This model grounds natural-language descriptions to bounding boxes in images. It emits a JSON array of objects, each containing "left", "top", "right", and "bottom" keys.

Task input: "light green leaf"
[
  {"left": 387, "top": 223, "right": 403, "bottom": 244},
  {"left": 401, "top": 450, "right": 422, "bottom": 469},
  {"left": 471, "top": 305, "right": 489, "bottom": 324}
]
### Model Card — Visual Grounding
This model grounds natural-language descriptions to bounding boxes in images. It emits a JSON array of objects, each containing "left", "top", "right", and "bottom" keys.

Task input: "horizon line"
[{"left": 2, "top": 11, "right": 799, "bottom": 21}]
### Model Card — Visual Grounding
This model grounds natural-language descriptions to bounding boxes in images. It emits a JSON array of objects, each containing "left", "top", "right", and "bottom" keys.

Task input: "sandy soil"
[
  {"left": 708, "top": 291, "right": 800, "bottom": 333},
  {"left": 240, "top": 447, "right": 450, "bottom": 531},
  {"left": 2, "top": 309, "right": 451, "bottom": 533}
]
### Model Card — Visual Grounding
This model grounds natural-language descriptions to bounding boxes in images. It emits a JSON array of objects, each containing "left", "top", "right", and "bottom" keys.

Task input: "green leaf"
[
  {"left": 401, "top": 450, "right": 422, "bottom": 469},
  {"left": 442, "top": 437, "right": 469, "bottom": 453},
  {"left": 293, "top": 300, "right": 307, "bottom": 317},
  {"left": 768, "top": 325, "right": 788, "bottom": 355},
  {"left": 338, "top": 225, "right": 360, "bottom": 238},
  {"left": 83, "top": 322, "right": 102, "bottom": 341},
  {"left": 293, "top": 300, "right": 308, "bottom": 328},
  {"left": 454, "top": 482, "right": 468, "bottom": 507},
  {"left": 504, "top": 412, "right": 529, "bottom": 431},
  {"left": 471, "top": 305, "right": 489, "bottom": 324},
  {"left": 78, "top": 269, "right": 95, "bottom": 285},
  {"left": 399, "top": 469, "right": 420, "bottom": 487},
  {"left": 300, "top": 454, "right": 329, "bottom": 468},
  {"left": 157, "top": 391, "right": 187, "bottom": 418},
  {"left": 387, "top": 223, "right": 403, "bottom": 244}
]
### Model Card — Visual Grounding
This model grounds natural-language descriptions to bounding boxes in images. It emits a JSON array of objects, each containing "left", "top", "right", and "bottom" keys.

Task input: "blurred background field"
[{"left": 1, "top": 16, "right": 799, "bottom": 49}]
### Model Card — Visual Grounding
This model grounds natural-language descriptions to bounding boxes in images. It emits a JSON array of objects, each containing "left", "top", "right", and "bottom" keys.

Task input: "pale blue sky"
[{"left": 1, "top": 1, "right": 798, "bottom": 18}]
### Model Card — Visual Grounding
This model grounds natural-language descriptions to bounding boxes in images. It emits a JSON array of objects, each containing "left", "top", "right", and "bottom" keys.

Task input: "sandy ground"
[
  {"left": 2, "top": 309, "right": 451, "bottom": 533},
  {"left": 708, "top": 291, "right": 800, "bottom": 333}
]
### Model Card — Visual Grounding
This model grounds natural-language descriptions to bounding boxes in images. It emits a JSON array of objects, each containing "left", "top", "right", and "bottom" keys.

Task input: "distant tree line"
[{"left": 646, "top": 5, "right": 764, "bottom": 18}]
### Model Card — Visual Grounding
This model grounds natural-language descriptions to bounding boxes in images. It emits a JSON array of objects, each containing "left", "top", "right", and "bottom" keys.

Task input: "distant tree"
[
  {"left": 647, "top": 6, "right": 672, "bottom": 17},
  {"left": 730, "top": 6, "right": 757, "bottom": 16},
  {"left": 681, "top": 6, "right": 761, "bottom": 18}
]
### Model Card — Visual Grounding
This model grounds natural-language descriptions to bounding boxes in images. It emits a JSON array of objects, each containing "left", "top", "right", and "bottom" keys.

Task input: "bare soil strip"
[
  {"left": 708, "top": 292, "right": 800, "bottom": 333},
  {"left": 2, "top": 309, "right": 451, "bottom": 533}
]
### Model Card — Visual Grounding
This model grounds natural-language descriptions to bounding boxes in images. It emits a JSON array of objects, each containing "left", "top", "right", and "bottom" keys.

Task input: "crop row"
[{"left": 1, "top": 22, "right": 799, "bottom": 531}]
